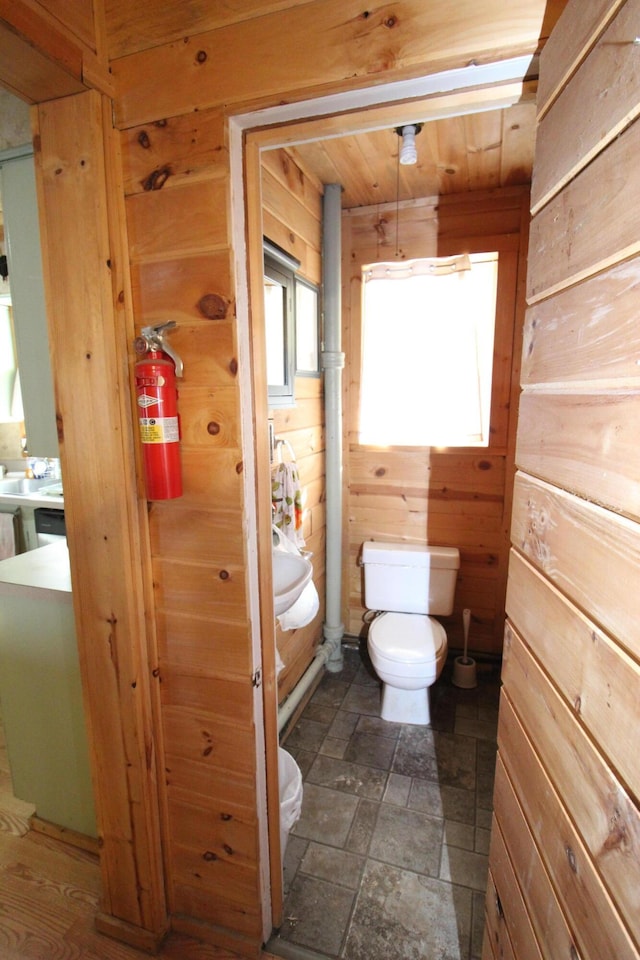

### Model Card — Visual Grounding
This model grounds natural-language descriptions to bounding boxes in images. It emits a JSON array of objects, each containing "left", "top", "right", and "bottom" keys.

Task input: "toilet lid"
[{"left": 369, "top": 612, "right": 446, "bottom": 663}]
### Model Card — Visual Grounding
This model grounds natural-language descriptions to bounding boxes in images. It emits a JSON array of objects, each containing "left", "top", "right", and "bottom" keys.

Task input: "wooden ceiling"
[{"left": 290, "top": 98, "right": 536, "bottom": 209}]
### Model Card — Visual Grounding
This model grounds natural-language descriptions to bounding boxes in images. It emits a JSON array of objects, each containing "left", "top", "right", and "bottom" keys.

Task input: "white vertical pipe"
[{"left": 321, "top": 184, "right": 344, "bottom": 671}]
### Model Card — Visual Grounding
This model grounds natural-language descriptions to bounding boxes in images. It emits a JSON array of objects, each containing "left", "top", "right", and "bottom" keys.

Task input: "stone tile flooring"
[{"left": 268, "top": 643, "right": 500, "bottom": 960}]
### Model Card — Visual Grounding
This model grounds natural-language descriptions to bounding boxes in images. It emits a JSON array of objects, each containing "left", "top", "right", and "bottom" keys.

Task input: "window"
[
  {"left": 295, "top": 277, "right": 320, "bottom": 375},
  {"left": 264, "top": 255, "right": 295, "bottom": 407},
  {"left": 359, "top": 252, "right": 498, "bottom": 447},
  {"left": 264, "top": 238, "right": 320, "bottom": 408},
  {"left": 0, "top": 300, "right": 20, "bottom": 422}
]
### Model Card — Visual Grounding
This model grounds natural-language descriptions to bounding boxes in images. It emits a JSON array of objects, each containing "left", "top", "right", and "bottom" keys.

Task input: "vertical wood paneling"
[
  {"left": 33, "top": 89, "right": 168, "bottom": 947},
  {"left": 494, "top": 3, "right": 640, "bottom": 957},
  {"left": 344, "top": 190, "right": 526, "bottom": 654}
]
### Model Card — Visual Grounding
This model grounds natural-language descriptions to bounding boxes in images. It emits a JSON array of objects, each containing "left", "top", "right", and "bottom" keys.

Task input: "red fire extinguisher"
[{"left": 134, "top": 321, "right": 183, "bottom": 500}]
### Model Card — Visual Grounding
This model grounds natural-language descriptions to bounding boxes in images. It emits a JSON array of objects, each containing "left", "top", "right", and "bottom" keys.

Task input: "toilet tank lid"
[{"left": 362, "top": 541, "right": 460, "bottom": 570}]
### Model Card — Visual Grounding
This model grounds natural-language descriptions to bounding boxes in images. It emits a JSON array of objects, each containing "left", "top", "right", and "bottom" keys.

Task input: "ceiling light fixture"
[
  {"left": 395, "top": 123, "right": 423, "bottom": 165},
  {"left": 393, "top": 122, "right": 423, "bottom": 258}
]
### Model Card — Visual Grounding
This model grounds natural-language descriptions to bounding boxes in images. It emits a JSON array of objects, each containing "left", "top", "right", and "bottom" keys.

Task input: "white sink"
[
  {"left": 0, "top": 478, "right": 57, "bottom": 496},
  {"left": 273, "top": 549, "right": 312, "bottom": 616}
]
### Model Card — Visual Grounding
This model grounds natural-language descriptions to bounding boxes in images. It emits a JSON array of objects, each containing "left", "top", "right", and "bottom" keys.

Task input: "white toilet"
[{"left": 362, "top": 541, "right": 460, "bottom": 725}]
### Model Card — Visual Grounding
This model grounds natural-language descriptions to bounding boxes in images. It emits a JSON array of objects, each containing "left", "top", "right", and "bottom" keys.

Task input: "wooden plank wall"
[
  {"left": 343, "top": 188, "right": 528, "bottom": 655},
  {"left": 120, "top": 109, "right": 264, "bottom": 955},
  {"left": 485, "top": 1, "right": 640, "bottom": 957},
  {"left": 0, "top": 0, "right": 111, "bottom": 102},
  {"left": 33, "top": 88, "right": 169, "bottom": 952},
  {"left": 107, "top": 0, "right": 567, "bottom": 128},
  {"left": 261, "top": 148, "right": 327, "bottom": 705},
  {"left": 5, "top": 0, "right": 571, "bottom": 953}
]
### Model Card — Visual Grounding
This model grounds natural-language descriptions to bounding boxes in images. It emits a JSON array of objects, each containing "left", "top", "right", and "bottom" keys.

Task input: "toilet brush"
[{"left": 452, "top": 607, "right": 477, "bottom": 688}]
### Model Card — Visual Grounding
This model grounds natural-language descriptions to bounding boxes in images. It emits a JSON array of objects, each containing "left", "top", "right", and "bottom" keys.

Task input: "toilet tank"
[{"left": 362, "top": 541, "right": 460, "bottom": 616}]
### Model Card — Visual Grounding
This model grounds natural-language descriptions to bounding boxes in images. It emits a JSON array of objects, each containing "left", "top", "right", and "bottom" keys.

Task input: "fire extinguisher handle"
[
  {"left": 142, "top": 320, "right": 176, "bottom": 339},
  {"left": 140, "top": 322, "right": 183, "bottom": 378}
]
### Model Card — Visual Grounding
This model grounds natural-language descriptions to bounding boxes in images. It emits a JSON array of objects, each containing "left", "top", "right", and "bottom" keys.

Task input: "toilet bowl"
[
  {"left": 361, "top": 540, "right": 459, "bottom": 726},
  {"left": 367, "top": 612, "right": 447, "bottom": 724}
]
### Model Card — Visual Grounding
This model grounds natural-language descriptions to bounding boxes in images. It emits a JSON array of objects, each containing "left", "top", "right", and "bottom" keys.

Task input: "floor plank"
[{"left": 0, "top": 714, "right": 275, "bottom": 959}]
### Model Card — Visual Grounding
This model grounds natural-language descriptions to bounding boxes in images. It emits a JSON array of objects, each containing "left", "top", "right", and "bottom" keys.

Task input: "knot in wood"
[
  {"left": 197, "top": 292, "right": 228, "bottom": 319},
  {"left": 219, "top": 569, "right": 230, "bottom": 580},
  {"left": 137, "top": 130, "right": 151, "bottom": 149},
  {"left": 235, "top": 460, "right": 243, "bottom": 474},
  {"left": 196, "top": 49, "right": 208, "bottom": 63},
  {"left": 202, "top": 850, "right": 218, "bottom": 861},
  {"left": 565, "top": 844, "right": 577, "bottom": 873},
  {"left": 494, "top": 892, "right": 504, "bottom": 918},
  {"left": 375, "top": 467, "right": 385, "bottom": 477},
  {"left": 604, "top": 809, "right": 627, "bottom": 851},
  {"left": 142, "top": 166, "right": 172, "bottom": 191},
  {"left": 229, "top": 358, "right": 238, "bottom": 376},
  {"left": 207, "top": 421, "right": 221, "bottom": 435},
  {"left": 383, "top": 15, "right": 398, "bottom": 27}
]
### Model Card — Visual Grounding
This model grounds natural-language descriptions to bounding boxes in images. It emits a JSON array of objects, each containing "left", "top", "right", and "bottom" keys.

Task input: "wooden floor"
[{"left": 0, "top": 715, "right": 277, "bottom": 960}]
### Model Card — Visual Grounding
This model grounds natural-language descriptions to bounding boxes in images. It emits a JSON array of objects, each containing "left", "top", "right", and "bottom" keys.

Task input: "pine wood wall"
[
  {"left": 485, "top": 1, "right": 640, "bottom": 957},
  {"left": 343, "top": 188, "right": 528, "bottom": 655},
  {"left": 119, "top": 107, "right": 267, "bottom": 953},
  {"left": 261, "top": 148, "right": 327, "bottom": 705},
  {"left": 2, "top": 0, "right": 571, "bottom": 954}
]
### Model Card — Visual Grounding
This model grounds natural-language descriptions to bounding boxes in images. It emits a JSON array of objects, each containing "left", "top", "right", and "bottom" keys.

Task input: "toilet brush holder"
[
  {"left": 452, "top": 607, "right": 477, "bottom": 688},
  {"left": 452, "top": 655, "right": 477, "bottom": 688}
]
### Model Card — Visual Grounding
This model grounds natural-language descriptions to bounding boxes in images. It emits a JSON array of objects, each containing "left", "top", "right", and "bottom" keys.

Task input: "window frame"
[{"left": 264, "top": 253, "right": 296, "bottom": 408}]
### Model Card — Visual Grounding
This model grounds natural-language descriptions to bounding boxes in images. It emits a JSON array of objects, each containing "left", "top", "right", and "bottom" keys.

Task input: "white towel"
[
  {"left": 271, "top": 460, "right": 305, "bottom": 548},
  {"left": 0, "top": 512, "right": 17, "bottom": 560}
]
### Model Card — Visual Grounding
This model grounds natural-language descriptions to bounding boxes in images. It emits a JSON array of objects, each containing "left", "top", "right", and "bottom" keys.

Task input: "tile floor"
[{"left": 268, "top": 642, "right": 500, "bottom": 960}]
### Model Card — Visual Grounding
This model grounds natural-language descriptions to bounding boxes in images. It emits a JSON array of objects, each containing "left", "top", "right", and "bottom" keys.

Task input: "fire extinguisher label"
[
  {"left": 137, "top": 393, "right": 159, "bottom": 409},
  {"left": 139, "top": 417, "right": 179, "bottom": 443}
]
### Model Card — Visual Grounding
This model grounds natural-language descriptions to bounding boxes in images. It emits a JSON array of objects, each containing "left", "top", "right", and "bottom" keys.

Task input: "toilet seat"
[{"left": 368, "top": 612, "right": 446, "bottom": 665}]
